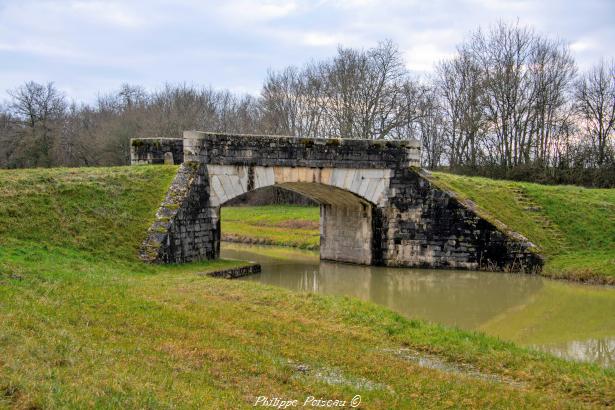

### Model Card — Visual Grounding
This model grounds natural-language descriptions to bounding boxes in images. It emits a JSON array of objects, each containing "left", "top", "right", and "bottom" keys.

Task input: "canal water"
[{"left": 221, "top": 242, "right": 615, "bottom": 368}]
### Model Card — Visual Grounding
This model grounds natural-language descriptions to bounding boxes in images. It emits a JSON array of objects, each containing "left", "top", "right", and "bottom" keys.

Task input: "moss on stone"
[
  {"left": 300, "top": 138, "right": 314, "bottom": 148},
  {"left": 185, "top": 162, "right": 200, "bottom": 171}
]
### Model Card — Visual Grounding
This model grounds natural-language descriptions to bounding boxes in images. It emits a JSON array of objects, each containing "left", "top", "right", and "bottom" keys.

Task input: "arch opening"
[{"left": 217, "top": 180, "right": 377, "bottom": 265}]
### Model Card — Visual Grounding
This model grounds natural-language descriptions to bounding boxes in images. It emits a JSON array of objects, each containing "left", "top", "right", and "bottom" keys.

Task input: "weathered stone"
[
  {"left": 133, "top": 131, "right": 543, "bottom": 272},
  {"left": 131, "top": 138, "right": 184, "bottom": 165},
  {"left": 198, "top": 263, "right": 262, "bottom": 279},
  {"left": 163, "top": 152, "right": 174, "bottom": 165}
]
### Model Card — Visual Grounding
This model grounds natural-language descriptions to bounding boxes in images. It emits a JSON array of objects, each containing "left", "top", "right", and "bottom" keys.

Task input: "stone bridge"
[{"left": 131, "top": 131, "right": 542, "bottom": 271}]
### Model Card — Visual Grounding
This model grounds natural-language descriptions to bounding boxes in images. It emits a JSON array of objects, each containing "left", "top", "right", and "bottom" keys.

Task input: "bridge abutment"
[{"left": 320, "top": 203, "right": 373, "bottom": 265}]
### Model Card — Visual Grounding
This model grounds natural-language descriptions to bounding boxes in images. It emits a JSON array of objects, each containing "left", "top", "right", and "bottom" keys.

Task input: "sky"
[{"left": 1, "top": 0, "right": 613, "bottom": 103}]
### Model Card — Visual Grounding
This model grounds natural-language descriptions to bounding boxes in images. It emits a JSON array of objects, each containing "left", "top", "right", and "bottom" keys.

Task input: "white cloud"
[
  {"left": 467, "top": 0, "right": 533, "bottom": 12},
  {"left": 0, "top": 0, "right": 613, "bottom": 102},
  {"left": 404, "top": 44, "right": 454, "bottom": 72},
  {"left": 302, "top": 32, "right": 349, "bottom": 47},
  {"left": 570, "top": 39, "right": 597, "bottom": 53},
  {"left": 216, "top": 0, "right": 298, "bottom": 23},
  {"left": 0, "top": 41, "right": 79, "bottom": 59},
  {"left": 324, "top": 0, "right": 378, "bottom": 8},
  {"left": 70, "top": 1, "right": 146, "bottom": 29}
]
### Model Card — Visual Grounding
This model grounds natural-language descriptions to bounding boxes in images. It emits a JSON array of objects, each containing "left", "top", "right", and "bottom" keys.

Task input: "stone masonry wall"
[
  {"left": 381, "top": 168, "right": 543, "bottom": 271},
  {"left": 320, "top": 203, "right": 373, "bottom": 265},
  {"left": 140, "top": 163, "right": 217, "bottom": 263},
  {"left": 182, "top": 131, "right": 421, "bottom": 169},
  {"left": 200, "top": 263, "right": 262, "bottom": 279},
  {"left": 131, "top": 138, "right": 184, "bottom": 165}
]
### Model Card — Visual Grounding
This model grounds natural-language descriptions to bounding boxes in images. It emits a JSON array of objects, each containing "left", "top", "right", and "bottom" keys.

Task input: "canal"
[{"left": 221, "top": 242, "right": 615, "bottom": 368}]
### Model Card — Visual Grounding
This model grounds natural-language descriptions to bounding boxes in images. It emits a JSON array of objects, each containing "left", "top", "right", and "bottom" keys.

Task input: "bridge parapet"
[
  {"left": 183, "top": 131, "right": 420, "bottom": 168},
  {"left": 131, "top": 137, "right": 183, "bottom": 165}
]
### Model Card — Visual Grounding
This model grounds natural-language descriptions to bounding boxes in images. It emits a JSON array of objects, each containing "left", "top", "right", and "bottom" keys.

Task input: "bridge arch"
[
  {"left": 209, "top": 164, "right": 389, "bottom": 264},
  {"left": 208, "top": 164, "right": 389, "bottom": 207}
]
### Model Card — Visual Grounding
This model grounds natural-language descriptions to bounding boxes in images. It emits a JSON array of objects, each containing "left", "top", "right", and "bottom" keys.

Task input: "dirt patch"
[{"left": 2, "top": 383, "right": 23, "bottom": 406}]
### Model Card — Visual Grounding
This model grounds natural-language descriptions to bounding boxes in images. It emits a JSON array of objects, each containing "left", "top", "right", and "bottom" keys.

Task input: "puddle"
[
  {"left": 381, "top": 348, "right": 526, "bottom": 388},
  {"left": 288, "top": 361, "right": 391, "bottom": 392}
]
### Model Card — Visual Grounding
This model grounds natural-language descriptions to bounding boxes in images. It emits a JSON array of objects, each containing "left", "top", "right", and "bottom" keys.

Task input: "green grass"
[
  {"left": 221, "top": 205, "right": 320, "bottom": 249},
  {"left": 1, "top": 166, "right": 614, "bottom": 408},
  {"left": 429, "top": 173, "right": 615, "bottom": 284},
  {"left": 0, "top": 166, "right": 179, "bottom": 259}
]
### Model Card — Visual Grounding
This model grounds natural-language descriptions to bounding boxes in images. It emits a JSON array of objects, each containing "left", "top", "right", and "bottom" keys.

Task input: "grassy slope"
[
  {"left": 222, "top": 174, "right": 615, "bottom": 284},
  {"left": 1, "top": 166, "right": 614, "bottom": 409},
  {"left": 221, "top": 206, "right": 320, "bottom": 249},
  {"left": 430, "top": 173, "right": 615, "bottom": 284}
]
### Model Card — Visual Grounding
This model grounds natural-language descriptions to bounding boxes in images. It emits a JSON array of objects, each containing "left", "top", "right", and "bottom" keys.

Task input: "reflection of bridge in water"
[
  {"left": 295, "top": 260, "right": 545, "bottom": 329},
  {"left": 221, "top": 243, "right": 544, "bottom": 329},
  {"left": 222, "top": 242, "right": 615, "bottom": 368}
]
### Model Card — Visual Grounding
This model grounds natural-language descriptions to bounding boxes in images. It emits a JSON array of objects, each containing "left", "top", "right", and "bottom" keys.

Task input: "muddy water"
[{"left": 221, "top": 242, "right": 615, "bottom": 368}]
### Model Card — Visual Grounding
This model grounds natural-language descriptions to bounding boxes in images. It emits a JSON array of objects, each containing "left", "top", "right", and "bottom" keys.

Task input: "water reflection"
[
  {"left": 221, "top": 242, "right": 615, "bottom": 367},
  {"left": 534, "top": 338, "right": 615, "bottom": 368},
  {"left": 266, "top": 260, "right": 545, "bottom": 329}
]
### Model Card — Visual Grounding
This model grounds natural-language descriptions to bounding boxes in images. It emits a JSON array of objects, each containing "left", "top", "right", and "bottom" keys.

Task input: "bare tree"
[
  {"left": 7, "top": 81, "right": 67, "bottom": 167},
  {"left": 0, "top": 29, "right": 613, "bottom": 187},
  {"left": 437, "top": 22, "right": 576, "bottom": 172},
  {"left": 436, "top": 48, "right": 485, "bottom": 168},
  {"left": 415, "top": 87, "right": 446, "bottom": 168},
  {"left": 469, "top": 23, "right": 539, "bottom": 168},
  {"left": 528, "top": 36, "right": 576, "bottom": 167},
  {"left": 320, "top": 40, "right": 412, "bottom": 139},
  {"left": 574, "top": 59, "right": 615, "bottom": 167},
  {"left": 0, "top": 105, "right": 18, "bottom": 167},
  {"left": 261, "top": 66, "right": 325, "bottom": 137},
  {"left": 262, "top": 40, "right": 420, "bottom": 141},
  {"left": 54, "top": 102, "right": 95, "bottom": 166}
]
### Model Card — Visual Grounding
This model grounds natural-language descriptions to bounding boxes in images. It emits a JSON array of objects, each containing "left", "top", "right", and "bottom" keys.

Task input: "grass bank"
[
  {"left": 1, "top": 166, "right": 614, "bottom": 408},
  {"left": 221, "top": 205, "right": 320, "bottom": 249},
  {"left": 430, "top": 172, "right": 615, "bottom": 284},
  {"left": 222, "top": 174, "right": 615, "bottom": 284}
]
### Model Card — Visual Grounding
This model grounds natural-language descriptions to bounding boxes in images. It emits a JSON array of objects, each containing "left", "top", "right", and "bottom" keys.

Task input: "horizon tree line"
[{"left": 1, "top": 21, "right": 613, "bottom": 187}]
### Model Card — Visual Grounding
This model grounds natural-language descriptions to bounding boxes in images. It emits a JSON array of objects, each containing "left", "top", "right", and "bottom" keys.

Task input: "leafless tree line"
[
  {"left": 1, "top": 22, "right": 613, "bottom": 186},
  {"left": 261, "top": 39, "right": 426, "bottom": 141},
  {"left": 431, "top": 23, "right": 614, "bottom": 186},
  {"left": 0, "top": 83, "right": 261, "bottom": 167}
]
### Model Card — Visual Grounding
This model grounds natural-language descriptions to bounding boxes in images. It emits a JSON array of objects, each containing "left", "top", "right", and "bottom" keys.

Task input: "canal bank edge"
[{"left": 197, "top": 262, "right": 262, "bottom": 279}]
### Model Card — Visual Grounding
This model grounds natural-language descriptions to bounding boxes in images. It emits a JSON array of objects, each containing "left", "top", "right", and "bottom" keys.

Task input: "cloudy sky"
[{"left": 1, "top": 0, "right": 613, "bottom": 103}]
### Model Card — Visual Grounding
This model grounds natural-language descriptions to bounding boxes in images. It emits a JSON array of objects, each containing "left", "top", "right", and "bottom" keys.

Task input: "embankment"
[{"left": 0, "top": 166, "right": 613, "bottom": 408}]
